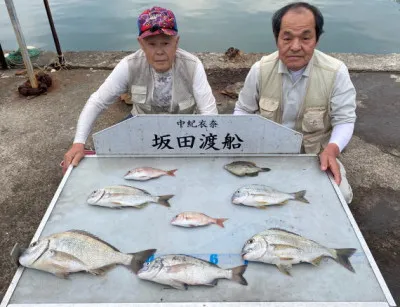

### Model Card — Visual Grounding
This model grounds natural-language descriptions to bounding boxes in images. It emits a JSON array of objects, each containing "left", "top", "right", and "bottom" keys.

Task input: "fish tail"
[
  {"left": 157, "top": 195, "right": 174, "bottom": 207},
  {"left": 292, "top": 190, "right": 309, "bottom": 203},
  {"left": 260, "top": 167, "right": 271, "bottom": 172},
  {"left": 333, "top": 248, "right": 357, "bottom": 273},
  {"left": 128, "top": 249, "right": 157, "bottom": 274},
  {"left": 166, "top": 169, "right": 178, "bottom": 176},
  {"left": 215, "top": 218, "right": 229, "bottom": 228},
  {"left": 229, "top": 265, "right": 248, "bottom": 285}
]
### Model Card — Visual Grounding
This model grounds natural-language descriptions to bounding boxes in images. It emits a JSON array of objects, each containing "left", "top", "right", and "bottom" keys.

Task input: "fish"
[
  {"left": 124, "top": 167, "right": 177, "bottom": 181},
  {"left": 87, "top": 185, "right": 173, "bottom": 208},
  {"left": 171, "top": 212, "right": 228, "bottom": 228},
  {"left": 231, "top": 184, "right": 308, "bottom": 208},
  {"left": 137, "top": 254, "right": 247, "bottom": 290},
  {"left": 15, "top": 230, "right": 156, "bottom": 278},
  {"left": 224, "top": 161, "right": 271, "bottom": 177},
  {"left": 241, "top": 228, "right": 356, "bottom": 276}
]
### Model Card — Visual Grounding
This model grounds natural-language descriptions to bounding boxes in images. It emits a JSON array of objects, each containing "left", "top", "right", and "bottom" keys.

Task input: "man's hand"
[
  {"left": 319, "top": 143, "right": 341, "bottom": 185},
  {"left": 63, "top": 143, "right": 85, "bottom": 174}
]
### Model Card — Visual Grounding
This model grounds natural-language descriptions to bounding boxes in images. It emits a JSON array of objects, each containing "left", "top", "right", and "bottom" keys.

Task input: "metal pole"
[
  {"left": 5, "top": 0, "right": 38, "bottom": 88},
  {"left": 0, "top": 43, "right": 8, "bottom": 70},
  {"left": 43, "top": 0, "right": 64, "bottom": 66}
]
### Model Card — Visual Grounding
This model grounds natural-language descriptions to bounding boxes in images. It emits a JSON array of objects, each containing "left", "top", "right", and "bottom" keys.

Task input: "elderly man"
[
  {"left": 234, "top": 2, "right": 356, "bottom": 203},
  {"left": 63, "top": 6, "right": 217, "bottom": 172}
]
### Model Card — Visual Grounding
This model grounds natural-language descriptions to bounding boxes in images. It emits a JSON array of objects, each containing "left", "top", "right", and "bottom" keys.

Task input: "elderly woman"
[{"left": 63, "top": 6, "right": 217, "bottom": 172}]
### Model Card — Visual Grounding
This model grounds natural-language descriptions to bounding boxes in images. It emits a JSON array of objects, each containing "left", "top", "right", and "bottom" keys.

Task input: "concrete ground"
[{"left": 0, "top": 51, "right": 399, "bottom": 304}]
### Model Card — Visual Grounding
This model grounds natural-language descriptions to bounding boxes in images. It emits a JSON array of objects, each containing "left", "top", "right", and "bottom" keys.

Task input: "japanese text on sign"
[
  {"left": 152, "top": 133, "right": 244, "bottom": 151},
  {"left": 177, "top": 119, "right": 218, "bottom": 129}
]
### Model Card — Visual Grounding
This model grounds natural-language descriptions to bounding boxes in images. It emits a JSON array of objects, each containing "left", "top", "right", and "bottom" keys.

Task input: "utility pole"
[{"left": 5, "top": 0, "right": 38, "bottom": 88}]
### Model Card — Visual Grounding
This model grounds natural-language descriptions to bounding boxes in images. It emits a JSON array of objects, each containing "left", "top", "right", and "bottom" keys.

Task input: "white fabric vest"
[
  {"left": 259, "top": 50, "right": 342, "bottom": 153},
  {"left": 127, "top": 48, "right": 197, "bottom": 114}
]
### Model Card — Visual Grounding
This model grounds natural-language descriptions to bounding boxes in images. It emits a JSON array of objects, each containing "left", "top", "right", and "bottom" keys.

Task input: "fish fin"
[
  {"left": 215, "top": 218, "right": 228, "bottom": 228},
  {"left": 333, "top": 248, "right": 357, "bottom": 273},
  {"left": 272, "top": 244, "right": 298, "bottom": 251},
  {"left": 279, "top": 257, "right": 294, "bottom": 261},
  {"left": 47, "top": 251, "right": 85, "bottom": 278},
  {"left": 157, "top": 195, "right": 174, "bottom": 207},
  {"left": 279, "top": 200, "right": 289, "bottom": 205},
  {"left": 89, "top": 264, "right": 116, "bottom": 276},
  {"left": 246, "top": 172, "right": 259, "bottom": 177},
  {"left": 169, "top": 280, "right": 188, "bottom": 290},
  {"left": 260, "top": 167, "right": 271, "bottom": 172},
  {"left": 167, "top": 169, "right": 178, "bottom": 176},
  {"left": 129, "top": 249, "right": 157, "bottom": 274},
  {"left": 204, "top": 279, "right": 219, "bottom": 287},
  {"left": 111, "top": 201, "right": 124, "bottom": 206},
  {"left": 49, "top": 249, "right": 86, "bottom": 266},
  {"left": 311, "top": 256, "right": 324, "bottom": 266},
  {"left": 277, "top": 264, "right": 292, "bottom": 276},
  {"left": 135, "top": 203, "right": 149, "bottom": 209},
  {"left": 227, "top": 161, "right": 257, "bottom": 167},
  {"left": 108, "top": 192, "right": 134, "bottom": 197},
  {"left": 166, "top": 263, "right": 194, "bottom": 273},
  {"left": 258, "top": 205, "right": 269, "bottom": 209},
  {"left": 225, "top": 169, "right": 245, "bottom": 177},
  {"left": 242, "top": 161, "right": 257, "bottom": 166},
  {"left": 66, "top": 230, "right": 120, "bottom": 252},
  {"left": 229, "top": 265, "right": 248, "bottom": 285},
  {"left": 234, "top": 173, "right": 247, "bottom": 177},
  {"left": 292, "top": 190, "right": 309, "bottom": 204},
  {"left": 54, "top": 272, "right": 69, "bottom": 279}
]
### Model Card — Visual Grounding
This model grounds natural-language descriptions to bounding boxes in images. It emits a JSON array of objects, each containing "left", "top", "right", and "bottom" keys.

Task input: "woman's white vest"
[
  {"left": 259, "top": 50, "right": 342, "bottom": 153},
  {"left": 127, "top": 48, "right": 197, "bottom": 114}
]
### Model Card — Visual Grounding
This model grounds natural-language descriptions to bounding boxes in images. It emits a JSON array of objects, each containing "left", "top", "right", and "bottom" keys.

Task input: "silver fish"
[
  {"left": 224, "top": 161, "right": 271, "bottom": 177},
  {"left": 87, "top": 185, "right": 173, "bottom": 208},
  {"left": 171, "top": 212, "right": 228, "bottom": 228},
  {"left": 16, "top": 230, "right": 156, "bottom": 278},
  {"left": 124, "top": 167, "right": 177, "bottom": 181},
  {"left": 241, "top": 228, "right": 356, "bottom": 276},
  {"left": 231, "top": 184, "right": 308, "bottom": 208},
  {"left": 138, "top": 254, "right": 247, "bottom": 290}
]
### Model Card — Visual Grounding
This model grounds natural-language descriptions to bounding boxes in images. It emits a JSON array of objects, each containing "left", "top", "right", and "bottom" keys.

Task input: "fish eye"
[
  {"left": 248, "top": 239, "right": 254, "bottom": 244},
  {"left": 30, "top": 241, "right": 38, "bottom": 247}
]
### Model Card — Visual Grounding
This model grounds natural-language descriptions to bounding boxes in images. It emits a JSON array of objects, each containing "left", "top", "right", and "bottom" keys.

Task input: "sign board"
[{"left": 93, "top": 115, "right": 303, "bottom": 155}]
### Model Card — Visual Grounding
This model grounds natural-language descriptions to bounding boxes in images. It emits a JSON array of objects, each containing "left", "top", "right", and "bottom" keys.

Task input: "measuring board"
[{"left": 1, "top": 115, "right": 396, "bottom": 307}]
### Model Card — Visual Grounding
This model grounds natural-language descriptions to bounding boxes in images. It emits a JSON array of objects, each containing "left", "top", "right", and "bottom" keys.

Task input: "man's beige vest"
[
  {"left": 259, "top": 50, "right": 342, "bottom": 153},
  {"left": 127, "top": 48, "right": 197, "bottom": 114}
]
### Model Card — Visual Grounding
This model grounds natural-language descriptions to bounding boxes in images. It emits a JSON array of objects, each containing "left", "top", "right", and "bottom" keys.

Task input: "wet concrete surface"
[
  {"left": 351, "top": 187, "right": 400, "bottom": 304},
  {"left": 0, "top": 66, "right": 399, "bottom": 305},
  {"left": 352, "top": 72, "right": 400, "bottom": 152}
]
